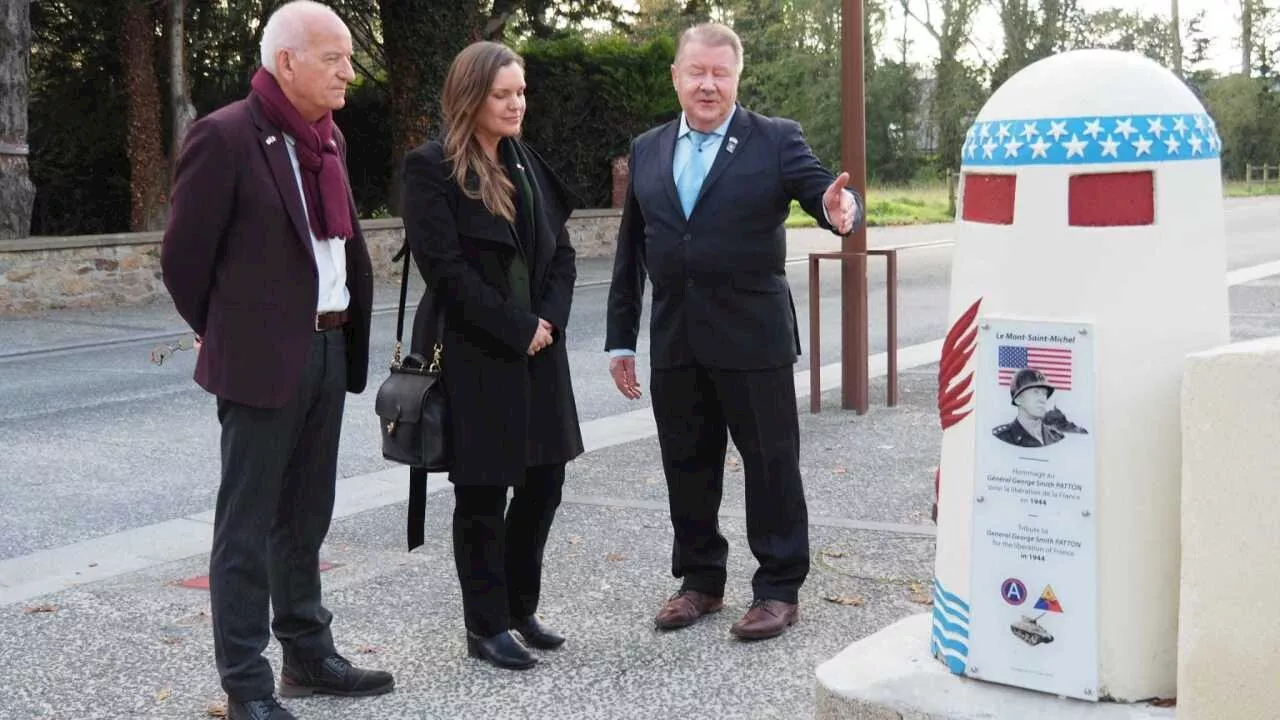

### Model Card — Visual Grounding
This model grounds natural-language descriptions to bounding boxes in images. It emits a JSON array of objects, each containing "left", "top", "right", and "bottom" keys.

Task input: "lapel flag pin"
[
  {"left": 726, "top": 137, "right": 739, "bottom": 154},
  {"left": 265, "top": 136, "right": 278, "bottom": 146}
]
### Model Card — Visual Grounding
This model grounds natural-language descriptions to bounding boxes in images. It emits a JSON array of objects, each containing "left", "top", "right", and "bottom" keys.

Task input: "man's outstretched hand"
[{"left": 823, "top": 171, "right": 859, "bottom": 235}]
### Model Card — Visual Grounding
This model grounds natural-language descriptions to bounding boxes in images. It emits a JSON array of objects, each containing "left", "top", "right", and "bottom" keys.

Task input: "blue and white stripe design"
[
  {"left": 930, "top": 579, "right": 970, "bottom": 674},
  {"left": 961, "top": 113, "right": 1222, "bottom": 167}
]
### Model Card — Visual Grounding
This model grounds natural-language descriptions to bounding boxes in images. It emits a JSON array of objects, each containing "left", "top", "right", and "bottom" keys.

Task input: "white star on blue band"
[{"left": 961, "top": 113, "right": 1222, "bottom": 166}]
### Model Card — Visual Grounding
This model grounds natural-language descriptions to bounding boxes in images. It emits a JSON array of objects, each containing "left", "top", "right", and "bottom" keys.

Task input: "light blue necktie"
[{"left": 677, "top": 130, "right": 711, "bottom": 218}]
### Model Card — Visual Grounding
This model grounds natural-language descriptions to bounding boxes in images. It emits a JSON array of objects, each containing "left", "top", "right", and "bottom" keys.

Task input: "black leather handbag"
[{"left": 374, "top": 242, "right": 450, "bottom": 471}]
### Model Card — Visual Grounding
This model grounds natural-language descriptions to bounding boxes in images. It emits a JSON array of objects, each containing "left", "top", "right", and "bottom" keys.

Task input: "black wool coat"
[{"left": 400, "top": 137, "right": 584, "bottom": 487}]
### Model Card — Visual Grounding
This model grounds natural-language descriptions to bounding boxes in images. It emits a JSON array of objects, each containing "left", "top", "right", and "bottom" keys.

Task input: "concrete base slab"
[{"left": 814, "top": 614, "right": 1175, "bottom": 720}]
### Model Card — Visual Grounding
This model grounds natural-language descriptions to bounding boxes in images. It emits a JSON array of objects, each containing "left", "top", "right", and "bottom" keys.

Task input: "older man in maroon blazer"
[{"left": 160, "top": 2, "right": 391, "bottom": 718}]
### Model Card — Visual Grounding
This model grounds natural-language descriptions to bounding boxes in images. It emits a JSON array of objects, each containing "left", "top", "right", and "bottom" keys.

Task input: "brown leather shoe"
[
  {"left": 730, "top": 599, "right": 799, "bottom": 640},
  {"left": 654, "top": 590, "right": 724, "bottom": 630}
]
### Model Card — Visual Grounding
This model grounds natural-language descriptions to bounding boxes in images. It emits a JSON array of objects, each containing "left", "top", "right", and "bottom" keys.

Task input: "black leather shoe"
[
  {"left": 466, "top": 630, "right": 538, "bottom": 670},
  {"left": 279, "top": 653, "right": 395, "bottom": 698},
  {"left": 227, "top": 697, "right": 296, "bottom": 720},
  {"left": 513, "top": 615, "right": 565, "bottom": 650}
]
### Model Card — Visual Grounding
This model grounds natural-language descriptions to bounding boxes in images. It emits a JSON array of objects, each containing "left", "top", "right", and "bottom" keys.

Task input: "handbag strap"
[
  {"left": 392, "top": 241, "right": 444, "bottom": 551},
  {"left": 390, "top": 241, "right": 444, "bottom": 368}
]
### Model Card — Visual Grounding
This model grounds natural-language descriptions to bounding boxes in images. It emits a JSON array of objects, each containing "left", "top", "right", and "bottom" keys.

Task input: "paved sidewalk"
[{"left": 0, "top": 370, "right": 942, "bottom": 720}]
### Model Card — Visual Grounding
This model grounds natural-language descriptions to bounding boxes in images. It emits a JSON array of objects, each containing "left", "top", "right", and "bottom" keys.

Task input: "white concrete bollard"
[
  {"left": 929, "top": 48, "right": 1229, "bottom": 703},
  {"left": 1177, "top": 338, "right": 1280, "bottom": 719},
  {"left": 815, "top": 47, "right": 1229, "bottom": 720}
]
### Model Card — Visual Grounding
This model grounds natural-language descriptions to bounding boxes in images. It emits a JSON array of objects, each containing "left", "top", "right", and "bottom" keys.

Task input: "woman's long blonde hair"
[{"left": 441, "top": 41, "right": 523, "bottom": 223}]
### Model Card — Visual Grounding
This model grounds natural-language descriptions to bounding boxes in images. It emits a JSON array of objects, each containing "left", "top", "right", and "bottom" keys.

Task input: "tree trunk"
[
  {"left": 0, "top": 0, "right": 35, "bottom": 240},
  {"left": 1241, "top": 0, "right": 1253, "bottom": 76},
  {"left": 380, "top": 0, "right": 480, "bottom": 215},
  {"left": 1170, "top": 0, "right": 1182, "bottom": 77},
  {"left": 121, "top": 0, "right": 168, "bottom": 232},
  {"left": 169, "top": 0, "right": 197, "bottom": 157}
]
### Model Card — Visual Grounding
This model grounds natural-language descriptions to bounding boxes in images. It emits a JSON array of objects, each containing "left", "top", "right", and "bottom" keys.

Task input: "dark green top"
[{"left": 499, "top": 138, "right": 537, "bottom": 313}]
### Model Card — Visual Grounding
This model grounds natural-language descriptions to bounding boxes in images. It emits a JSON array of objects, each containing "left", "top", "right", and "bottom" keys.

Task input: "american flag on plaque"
[{"left": 997, "top": 345, "right": 1073, "bottom": 390}]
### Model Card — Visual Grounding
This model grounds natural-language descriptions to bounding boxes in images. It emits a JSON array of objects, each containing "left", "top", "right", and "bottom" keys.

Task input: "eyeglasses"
[{"left": 149, "top": 336, "right": 197, "bottom": 366}]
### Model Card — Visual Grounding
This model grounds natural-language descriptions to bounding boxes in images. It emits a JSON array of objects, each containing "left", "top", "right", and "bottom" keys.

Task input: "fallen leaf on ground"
[
  {"left": 727, "top": 456, "right": 740, "bottom": 467},
  {"left": 206, "top": 701, "right": 228, "bottom": 717},
  {"left": 356, "top": 644, "right": 379, "bottom": 654},
  {"left": 833, "top": 465, "right": 847, "bottom": 475},
  {"left": 1150, "top": 698, "right": 1177, "bottom": 708},
  {"left": 822, "top": 549, "right": 847, "bottom": 558},
  {"left": 606, "top": 552, "right": 628, "bottom": 562},
  {"left": 23, "top": 604, "right": 56, "bottom": 614},
  {"left": 568, "top": 535, "right": 582, "bottom": 545},
  {"left": 823, "top": 594, "right": 864, "bottom": 606},
  {"left": 161, "top": 636, "right": 182, "bottom": 646},
  {"left": 908, "top": 582, "right": 933, "bottom": 605},
  {"left": 155, "top": 688, "right": 171, "bottom": 702}
]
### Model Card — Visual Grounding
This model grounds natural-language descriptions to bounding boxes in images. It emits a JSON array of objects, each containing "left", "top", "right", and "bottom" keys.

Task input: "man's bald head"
[
  {"left": 260, "top": 1, "right": 348, "bottom": 76},
  {"left": 258, "top": 0, "right": 354, "bottom": 122}
]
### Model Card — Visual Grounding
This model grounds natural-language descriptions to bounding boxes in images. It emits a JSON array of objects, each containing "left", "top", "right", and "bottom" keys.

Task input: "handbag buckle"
[
  {"left": 391, "top": 341, "right": 403, "bottom": 368},
  {"left": 428, "top": 343, "right": 443, "bottom": 373},
  {"left": 386, "top": 420, "right": 396, "bottom": 434}
]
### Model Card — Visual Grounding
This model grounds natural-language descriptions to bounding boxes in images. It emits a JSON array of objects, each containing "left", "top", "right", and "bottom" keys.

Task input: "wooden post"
[{"left": 840, "top": 0, "right": 870, "bottom": 414}]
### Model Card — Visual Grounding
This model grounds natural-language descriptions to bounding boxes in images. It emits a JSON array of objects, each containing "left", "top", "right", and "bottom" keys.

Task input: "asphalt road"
[{"left": 0, "top": 197, "right": 1275, "bottom": 562}]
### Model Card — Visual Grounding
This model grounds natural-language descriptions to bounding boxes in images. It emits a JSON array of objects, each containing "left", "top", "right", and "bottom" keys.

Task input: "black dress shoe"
[
  {"left": 513, "top": 615, "right": 565, "bottom": 650},
  {"left": 279, "top": 653, "right": 395, "bottom": 698},
  {"left": 227, "top": 697, "right": 296, "bottom": 720},
  {"left": 466, "top": 630, "right": 538, "bottom": 670}
]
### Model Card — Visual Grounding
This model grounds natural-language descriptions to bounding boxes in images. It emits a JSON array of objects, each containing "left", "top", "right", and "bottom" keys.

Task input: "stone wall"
[{"left": 0, "top": 211, "right": 621, "bottom": 315}]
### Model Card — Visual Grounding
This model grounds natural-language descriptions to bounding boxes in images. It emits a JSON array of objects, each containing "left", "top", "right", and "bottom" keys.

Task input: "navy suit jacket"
[
  {"left": 605, "top": 105, "right": 864, "bottom": 370},
  {"left": 160, "top": 94, "right": 374, "bottom": 409}
]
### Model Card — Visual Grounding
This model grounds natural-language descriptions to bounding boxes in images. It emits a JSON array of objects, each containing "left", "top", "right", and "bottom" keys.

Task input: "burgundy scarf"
[{"left": 250, "top": 67, "right": 354, "bottom": 240}]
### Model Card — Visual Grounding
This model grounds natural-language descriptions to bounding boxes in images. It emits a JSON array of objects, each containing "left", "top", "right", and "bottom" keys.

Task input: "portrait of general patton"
[{"left": 992, "top": 368, "right": 1089, "bottom": 449}]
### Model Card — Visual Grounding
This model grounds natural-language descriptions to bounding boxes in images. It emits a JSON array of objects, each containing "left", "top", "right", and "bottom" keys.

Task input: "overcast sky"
[{"left": 617, "top": 0, "right": 1245, "bottom": 75}]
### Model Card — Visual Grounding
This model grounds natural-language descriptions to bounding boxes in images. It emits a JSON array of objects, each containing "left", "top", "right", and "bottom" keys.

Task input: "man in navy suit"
[
  {"left": 605, "top": 22, "right": 864, "bottom": 641},
  {"left": 161, "top": 2, "right": 391, "bottom": 717}
]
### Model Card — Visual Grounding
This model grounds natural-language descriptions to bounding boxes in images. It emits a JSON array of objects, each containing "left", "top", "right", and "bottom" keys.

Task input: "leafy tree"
[{"left": 379, "top": 0, "right": 481, "bottom": 212}]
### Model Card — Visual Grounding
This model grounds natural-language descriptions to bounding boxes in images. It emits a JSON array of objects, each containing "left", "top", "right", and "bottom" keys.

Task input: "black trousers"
[
  {"left": 650, "top": 363, "right": 810, "bottom": 604},
  {"left": 452, "top": 464, "right": 565, "bottom": 637},
  {"left": 209, "top": 329, "right": 346, "bottom": 702}
]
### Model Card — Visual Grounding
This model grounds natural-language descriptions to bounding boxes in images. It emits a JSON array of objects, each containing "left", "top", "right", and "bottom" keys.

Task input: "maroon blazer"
[{"left": 161, "top": 94, "right": 374, "bottom": 410}]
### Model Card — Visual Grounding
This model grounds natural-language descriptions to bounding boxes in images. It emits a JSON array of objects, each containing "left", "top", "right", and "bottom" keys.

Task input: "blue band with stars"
[{"left": 961, "top": 113, "right": 1222, "bottom": 167}]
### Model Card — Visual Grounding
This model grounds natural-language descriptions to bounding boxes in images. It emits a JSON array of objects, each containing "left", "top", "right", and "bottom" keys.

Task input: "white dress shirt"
[{"left": 283, "top": 134, "right": 350, "bottom": 314}]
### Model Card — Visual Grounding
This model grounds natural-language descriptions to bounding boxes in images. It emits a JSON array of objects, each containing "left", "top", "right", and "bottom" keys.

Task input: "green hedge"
[
  {"left": 27, "top": 34, "right": 681, "bottom": 235},
  {"left": 518, "top": 35, "right": 681, "bottom": 208}
]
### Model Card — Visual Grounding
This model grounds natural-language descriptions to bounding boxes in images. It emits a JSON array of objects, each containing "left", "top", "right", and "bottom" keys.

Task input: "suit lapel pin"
[
  {"left": 265, "top": 135, "right": 277, "bottom": 146},
  {"left": 726, "top": 137, "right": 739, "bottom": 154}
]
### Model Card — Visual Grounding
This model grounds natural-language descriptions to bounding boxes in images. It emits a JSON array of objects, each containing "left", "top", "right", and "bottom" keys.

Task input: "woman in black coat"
[{"left": 400, "top": 40, "right": 583, "bottom": 670}]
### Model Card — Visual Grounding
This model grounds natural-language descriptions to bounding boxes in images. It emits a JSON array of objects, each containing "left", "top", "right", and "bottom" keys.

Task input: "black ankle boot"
[
  {"left": 513, "top": 615, "right": 565, "bottom": 650},
  {"left": 466, "top": 630, "right": 538, "bottom": 670}
]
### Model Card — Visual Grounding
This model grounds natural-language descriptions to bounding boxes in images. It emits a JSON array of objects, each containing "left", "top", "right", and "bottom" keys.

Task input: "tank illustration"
[{"left": 1010, "top": 613, "right": 1055, "bottom": 646}]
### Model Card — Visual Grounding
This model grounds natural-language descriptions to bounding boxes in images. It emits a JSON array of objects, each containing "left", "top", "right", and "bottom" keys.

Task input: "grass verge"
[
  {"left": 1224, "top": 180, "right": 1280, "bottom": 197},
  {"left": 786, "top": 183, "right": 953, "bottom": 229},
  {"left": 786, "top": 179, "right": 1279, "bottom": 228}
]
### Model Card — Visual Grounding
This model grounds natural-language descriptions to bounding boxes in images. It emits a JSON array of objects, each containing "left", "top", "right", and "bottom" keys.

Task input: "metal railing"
[{"left": 807, "top": 240, "right": 953, "bottom": 414}]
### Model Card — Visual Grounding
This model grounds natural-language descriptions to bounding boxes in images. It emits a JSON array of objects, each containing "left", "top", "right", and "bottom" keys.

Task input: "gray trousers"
[{"left": 209, "top": 328, "right": 346, "bottom": 701}]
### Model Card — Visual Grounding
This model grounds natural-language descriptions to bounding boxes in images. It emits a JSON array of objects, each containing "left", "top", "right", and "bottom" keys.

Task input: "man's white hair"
[{"left": 260, "top": 0, "right": 342, "bottom": 75}]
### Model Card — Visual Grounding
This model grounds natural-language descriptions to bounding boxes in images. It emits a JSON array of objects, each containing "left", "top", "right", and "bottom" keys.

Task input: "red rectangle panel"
[
  {"left": 961, "top": 173, "right": 1016, "bottom": 225},
  {"left": 1068, "top": 171, "right": 1154, "bottom": 226}
]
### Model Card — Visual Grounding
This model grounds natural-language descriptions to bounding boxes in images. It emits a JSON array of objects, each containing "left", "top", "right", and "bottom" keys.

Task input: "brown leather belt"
[{"left": 315, "top": 310, "right": 349, "bottom": 331}]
